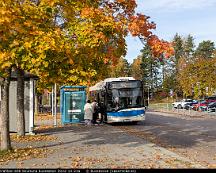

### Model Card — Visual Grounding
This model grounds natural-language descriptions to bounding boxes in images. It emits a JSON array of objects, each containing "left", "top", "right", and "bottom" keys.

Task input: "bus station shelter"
[{"left": 0, "top": 71, "right": 38, "bottom": 134}]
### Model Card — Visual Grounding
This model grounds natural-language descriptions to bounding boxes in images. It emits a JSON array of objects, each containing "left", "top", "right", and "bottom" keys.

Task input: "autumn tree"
[
  {"left": 0, "top": 0, "right": 66, "bottom": 137},
  {"left": 48, "top": 0, "right": 174, "bottom": 86},
  {"left": 0, "top": 0, "right": 174, "bottom": 149},
  {"left": 178, "top": 57, "right": 216, "bottom": 98},
  {"left": 0, "top": 69, "right": 12, "bottom": 150},
  {"left": 162, "top": 34, "right": 195, "bottom": 98},
  {"left": 109, "top": 57, "right": 131, "bottom": 78},
  {"left": 177, "top": 39, "right": 215, "bottom": 98},
  {"left": 131, "top": 56, "right": 142, "bottom": 80}
]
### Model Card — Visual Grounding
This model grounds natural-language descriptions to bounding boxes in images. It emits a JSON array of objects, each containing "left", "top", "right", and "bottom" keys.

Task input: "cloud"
[{"left": 136, "top": 0, "right": 216, "bottom": 12}]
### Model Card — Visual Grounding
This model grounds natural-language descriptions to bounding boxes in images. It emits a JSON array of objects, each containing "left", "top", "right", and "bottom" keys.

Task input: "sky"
[{"left": 125, "top": 0, "right": 216, "bottom": 63}]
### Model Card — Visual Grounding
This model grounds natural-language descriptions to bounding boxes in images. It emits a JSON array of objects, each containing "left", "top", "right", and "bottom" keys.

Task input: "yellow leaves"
[
  {"left": 0, "top": 134, "right": 56, "bottom": 163},
  {"left": 31, "top": 59, "right": 37, "bottom": 64},
  {"left": 178, "top": 57, "right": 216, "bottom": 98},
  {"left": 0, "top": 147, "right": 51, "bottom": 163},
  {"left": 35, "top": 113, "right": 61, "bottom": 121},
  {"left": 0, "top": 52, "right": 7, "bottom": 60},
  {"left": 11, "top": 134, "right": 57, "bottom": 142},
  {"left": 81, "top": 7, "right": 102, "bottom": 18},
  {"left": 69, "top": 76, "right": 78, "bottom": 82},
  {"left": 23, "top": 21, "right": 32, "bottom": 28},
  {"left": 10, "top": 40, "right": 20, "bottom": 47},
  {"left": 40, "top": 0, "right": 57, "bottom": 7},
  {"left": 0, "top": 8, "right": 7, "bottom": 15},
  {"left": 1, "top": 61, "right": 12, "bottom": 69},
  {"left": 23, "top": 42, "right": 32, "bottom": 49},
  {"left": 0, "top": 16, "right": 11, "bottom": 23}
]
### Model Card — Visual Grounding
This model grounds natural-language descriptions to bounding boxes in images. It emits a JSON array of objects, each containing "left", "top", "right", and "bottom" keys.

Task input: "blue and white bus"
[{"left": 89, "top": 77, "right": 145, "bottom": 123}]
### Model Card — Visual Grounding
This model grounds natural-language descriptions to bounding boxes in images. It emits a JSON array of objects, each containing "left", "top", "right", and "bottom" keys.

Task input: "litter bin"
[{"left": 60, "top": 86, "right": 86, "bottom": 124}]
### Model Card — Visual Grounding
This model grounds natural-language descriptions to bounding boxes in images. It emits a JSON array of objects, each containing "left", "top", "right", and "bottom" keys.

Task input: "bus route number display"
[{"left": 111, "top": 81, "right": 141, "bottom": 89}]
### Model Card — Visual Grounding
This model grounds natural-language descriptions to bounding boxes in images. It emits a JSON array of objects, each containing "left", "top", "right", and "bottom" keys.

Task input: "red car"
[
  {"left": 206, "top": 99, "right": 216, "bottom": 104},
  {"left": 205, "top": 96, "right": 216, "bottom": 104},
  {"left": 192, "top": 100, "right": 208, "bottom": 111}
]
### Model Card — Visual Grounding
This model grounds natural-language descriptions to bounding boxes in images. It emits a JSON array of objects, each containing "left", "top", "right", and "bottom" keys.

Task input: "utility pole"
[
  {"left": 197, "top": 82, "right": 201, "bottom": 111},
  {"left": 148, "top": 86, "right": 150, "bottom": 107},
  {"left": 51, "top": 85, "right": 54, "bottom": 116},
  {"left": 54, "top": 84, "right": 57, "bottom": 126}
]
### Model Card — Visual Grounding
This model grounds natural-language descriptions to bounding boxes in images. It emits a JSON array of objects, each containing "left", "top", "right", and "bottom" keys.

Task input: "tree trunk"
[
  {"left": 16, "top": 68, "right": 25, "bottom": 136},
  {"left": 0, "top": 69, "right": 12, "bottom": 150}
]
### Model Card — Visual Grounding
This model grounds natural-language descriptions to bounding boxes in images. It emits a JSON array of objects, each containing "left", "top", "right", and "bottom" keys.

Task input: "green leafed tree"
[
  {"left": 183, "top": 34, "right": 195, "bottom": 61},
  {"left": 140, "top": 44, "right": 161, "bottom": 97},
  {"left": 109, "top": 57, "right": 131, "bottom": 78},
  {"left": 195, "top": 40, "right": 215, "bottom": 59}
]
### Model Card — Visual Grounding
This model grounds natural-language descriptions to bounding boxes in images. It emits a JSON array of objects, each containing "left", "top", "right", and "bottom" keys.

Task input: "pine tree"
[
  {"left": 195, "top": 40, "right": 215, "bottom": 58},
  {"left": 183, "top": 34, "right": 195, "bottom": 61},
  {"left": 140, "top": 44, "right": 160, "bottom": 97}
]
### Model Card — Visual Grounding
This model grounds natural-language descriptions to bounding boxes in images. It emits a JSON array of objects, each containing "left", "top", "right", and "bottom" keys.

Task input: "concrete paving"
[{"left": 0, "top": 122, "right": 204, "bottom": 169}]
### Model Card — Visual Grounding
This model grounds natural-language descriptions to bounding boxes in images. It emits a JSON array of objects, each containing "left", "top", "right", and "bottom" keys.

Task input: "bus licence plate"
[{"left": 123, "top": 119, "right": 131, "bottom": 122}]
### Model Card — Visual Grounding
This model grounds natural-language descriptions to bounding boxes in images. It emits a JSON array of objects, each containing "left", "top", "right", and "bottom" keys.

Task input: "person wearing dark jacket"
[{"left": 98, "top": 102, "right": 106, "bottom": 124}]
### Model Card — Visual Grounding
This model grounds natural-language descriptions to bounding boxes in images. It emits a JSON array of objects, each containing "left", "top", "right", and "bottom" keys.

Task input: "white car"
[{"left": 172, "top": 99, "right": 194, "bottom": 109}]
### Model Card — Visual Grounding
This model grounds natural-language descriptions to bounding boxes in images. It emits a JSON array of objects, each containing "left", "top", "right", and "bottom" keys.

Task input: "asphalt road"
[
  {"left": 1, "top": 111, "right": 206, "bottom": 169},
  {"left": 121, "top": 110, "right": 216, "bottom": 167},
  {"left": 2, "top": 111, "right": 215, "bottom": 168}
]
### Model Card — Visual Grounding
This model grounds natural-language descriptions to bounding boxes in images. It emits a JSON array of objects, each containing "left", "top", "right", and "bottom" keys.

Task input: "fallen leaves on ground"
[
  {"left": 116, "top": 126, "right": 203, "bottom": 168},
  {"left": 0, "top": 147, "right": 52, "bottom": 164},
  {"left": 34, "top": 125, "right": 60, "bottom": 131},
  {"left": 117, "top": 126, "right": 159, "bottom": 144},
  {"left": 11, "top": 134, "right": 57, "bottom": 142},
  {"left": 35, "top": 113, "right": 61, "bottom": 121},
  {"left": 70, "top": 156, "right": 110, "bottom": 168}
]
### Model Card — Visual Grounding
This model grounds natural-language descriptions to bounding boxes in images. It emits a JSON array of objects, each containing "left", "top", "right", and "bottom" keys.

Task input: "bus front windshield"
[{"left": 106, "top": 88, "right": 143, "bottom": 111}]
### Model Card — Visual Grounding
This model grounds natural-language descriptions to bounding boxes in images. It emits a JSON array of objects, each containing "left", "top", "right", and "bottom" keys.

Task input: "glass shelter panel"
[
  {"left": 64, "top": 92, "right": 85, "bottom": 123},
  {"left": 60, "top": 86, "right": 86, "bottom": 125}
]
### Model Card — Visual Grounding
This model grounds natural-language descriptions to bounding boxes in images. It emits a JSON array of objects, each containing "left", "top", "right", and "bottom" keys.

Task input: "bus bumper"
[{"left": 107, "top": 114, "right": 145, "bottom": 123}]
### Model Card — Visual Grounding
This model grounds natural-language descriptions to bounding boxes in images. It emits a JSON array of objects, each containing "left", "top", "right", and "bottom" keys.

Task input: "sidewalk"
[
  {"left": 148, "top": 107, "right": 216, "bottom": 119},
  {"left": 0, "top": 122, "right": 204, "bottom": 169}
]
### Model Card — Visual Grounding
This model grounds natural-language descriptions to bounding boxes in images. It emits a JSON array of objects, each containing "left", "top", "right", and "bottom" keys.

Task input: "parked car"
[
  {"left": 192, "top": 100, "right": 208, "bottom": 111},
  {"left": 184, "top": 100, "right": 198, "bottom": 110},
  {"left": 204, "top": 96, "right": 216, "bottom": 104},
  {"left": 207, "top": 102, "right": 216, "bottom": 112},
  {"left": 205, "top": 96, "right": 216, "bottom": 100},
  {"left": 172, "top": 99, "right": 194, "bottom": 109}
]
